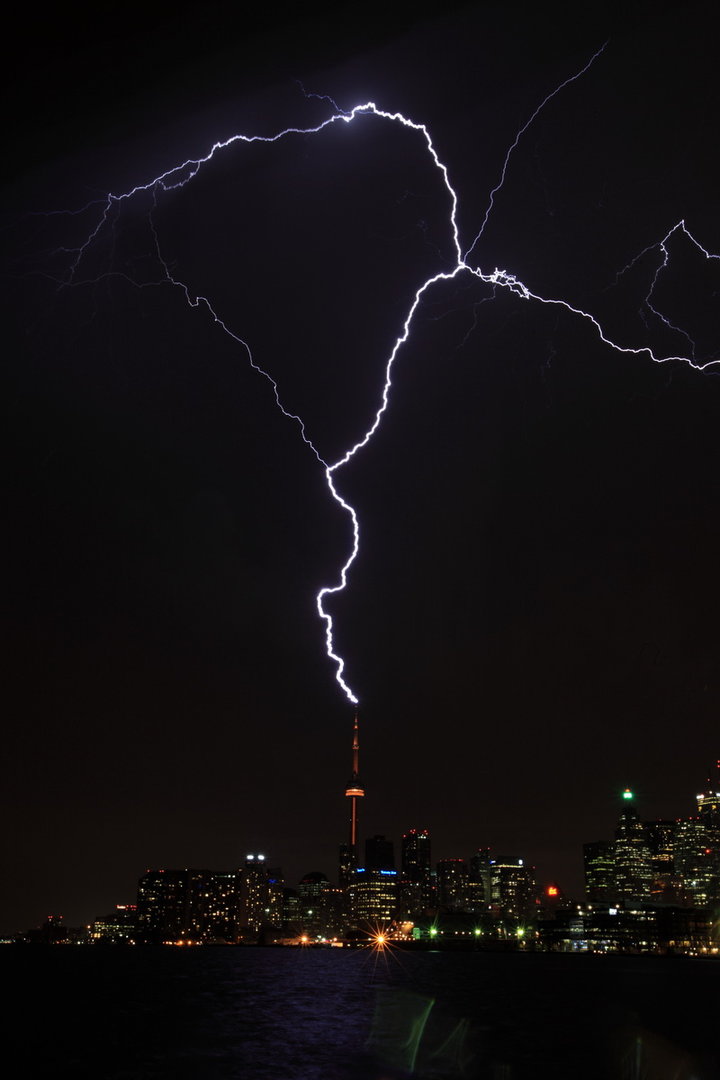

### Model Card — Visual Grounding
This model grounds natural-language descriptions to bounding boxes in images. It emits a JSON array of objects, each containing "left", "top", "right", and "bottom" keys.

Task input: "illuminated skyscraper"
[
  {"left": 583, "top": 840, "right": 616, "bottom": 903},
  {"left": 468, "top": 848, "right": 492, "bottom": 910},
  {"left": 136, "top": 869, "right": 192, "bottom": 943},
  {"left": 239, "top": 854, "right": 279, "bottom": 932},
  {"left": 487, "top": 857, "right": 536, "bottom": 918},
  {"left": 400, "top": 829, "right": 434, "bottom": 913},
  {"left": 348, "top": 834, "right": 399, "bottom": 927},
  {"left": 436, "top": 858, "right": 469, "bottom": 911},
  {"left": 350, "top": 867, "right": 398, "bottom": 926},
  {"left": 613, "top": 790, "right": 653, "bottom": 902},
  {"left": 665, "top": 763, "right": 720, "bottom": 906},
  {"left": 402, "top": 829, "right": 431, "bottom": 879},
  {"left": 645, "top": 820, "right": 677, "bottom": 900},
  {"left": 202, "top": 871, "right": 240, "bottom": 942},
  {"left": 297, "top": 871, "right": 336, "bottom": 936}
]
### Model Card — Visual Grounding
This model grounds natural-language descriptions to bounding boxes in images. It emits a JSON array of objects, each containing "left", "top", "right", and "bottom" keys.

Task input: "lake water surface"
[{"left": 6, "top": 947, "right": 719, "bottom": 1078}]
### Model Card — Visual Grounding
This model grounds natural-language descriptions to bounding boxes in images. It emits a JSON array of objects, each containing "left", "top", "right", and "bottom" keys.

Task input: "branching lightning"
[{"left": 39, "top": 45, "right": 720, "bottom": 706}]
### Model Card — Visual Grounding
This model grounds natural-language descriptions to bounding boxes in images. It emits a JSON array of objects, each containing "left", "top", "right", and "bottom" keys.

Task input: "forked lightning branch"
[{"left": 46, "top": 46, "right": 720, "bottom": 705}]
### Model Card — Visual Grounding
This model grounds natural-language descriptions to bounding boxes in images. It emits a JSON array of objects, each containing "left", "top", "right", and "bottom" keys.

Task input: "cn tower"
[{"left": 344, "top": 710, "right": 365, "bottom": 866}]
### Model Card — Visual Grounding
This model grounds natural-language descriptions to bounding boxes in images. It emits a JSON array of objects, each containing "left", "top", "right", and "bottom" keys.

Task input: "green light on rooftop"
[{"left": 622, "top": 789, "right": 634, "bottom": 800}]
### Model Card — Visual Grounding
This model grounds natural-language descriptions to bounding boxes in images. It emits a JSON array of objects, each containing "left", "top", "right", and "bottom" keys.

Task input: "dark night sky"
[{"left": 3, "top": 1, "right": 720, "bottom": 932}]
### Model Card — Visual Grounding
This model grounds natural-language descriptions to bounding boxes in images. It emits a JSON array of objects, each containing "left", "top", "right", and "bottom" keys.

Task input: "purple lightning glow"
[{"left": 45, "top": 48, "right": 720, "bottom": 706}]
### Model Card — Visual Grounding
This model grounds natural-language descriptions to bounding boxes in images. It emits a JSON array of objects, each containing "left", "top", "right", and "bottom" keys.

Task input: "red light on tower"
[{"left": 546, "top": 885, "right": 559, "bottom": 897}]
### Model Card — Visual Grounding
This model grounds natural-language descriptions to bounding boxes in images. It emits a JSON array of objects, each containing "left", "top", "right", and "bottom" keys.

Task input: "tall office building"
[
  {"left": 667, "top": 762, "right": 720, "bottom": 906},
  {"left": 348, "top": 834, "right": 399, "bottom": 927},
  {"left": 202, "top": 871, "right": 241, "bottom": 941},
  {"left": 296, "top": 871, "right": 336, "bottom": 936},
  {"left": 402, "top": 829, "right": 431, "bottom": 878},
  {"left": 350, "top": 867, "right": 398, "bottom": 927},
  {"left": 436, "top": 858, "right": 469, "bottom": 911},
  {"left": 468, "top": 848, "right": 492, "bottom": 911},
  {"left": 240, "top": 854, "right": 278, "bottom": 932},
  {"left": 614, "top": 790, "right": 653, "bottom": 902},
  {"left": 645, "top": 820, "right": 677, "bottom": 900},
  {"left": 674, "top": 818, "right": 717, "bottom": 906},
  {"left": 136, "top": 869, "right": 193, "bottom": 943},
  {"left": 487, "top": 857, "right": 536, "bottom": 918},
  {"left": 583, "top": 840, "right": 616, "bottom": 903},
  {"left": 400, "top": 829, "right": 434, "bottom": 914}
]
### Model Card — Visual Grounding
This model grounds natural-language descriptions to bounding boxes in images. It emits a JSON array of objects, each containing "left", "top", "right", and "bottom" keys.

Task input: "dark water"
[{"left": 5, "top": 946, "right": 719, "bottom": 1079}]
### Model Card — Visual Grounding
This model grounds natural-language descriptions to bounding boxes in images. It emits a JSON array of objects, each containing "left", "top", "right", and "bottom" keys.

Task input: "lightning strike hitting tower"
[{"left": 345, "top": 711, "right": 365, "bottom": 867}]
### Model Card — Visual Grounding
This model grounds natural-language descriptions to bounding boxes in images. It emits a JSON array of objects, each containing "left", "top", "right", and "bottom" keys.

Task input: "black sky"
[{"left": 3, "top": 1, "right": 720, "bottom": 931}]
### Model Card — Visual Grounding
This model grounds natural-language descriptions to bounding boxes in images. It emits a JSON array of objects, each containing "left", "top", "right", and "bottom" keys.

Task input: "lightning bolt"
[{"left": 34, "top": 45, "right": 720, "bottom": 706}]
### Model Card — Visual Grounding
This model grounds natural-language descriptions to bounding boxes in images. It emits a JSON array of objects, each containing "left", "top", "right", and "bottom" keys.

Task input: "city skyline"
[
  {"left": 12, "top": 727, "right": 720, "bottom": 935},
  {"left": 4, "top": 2, "right": 720, "bottom": 933}
]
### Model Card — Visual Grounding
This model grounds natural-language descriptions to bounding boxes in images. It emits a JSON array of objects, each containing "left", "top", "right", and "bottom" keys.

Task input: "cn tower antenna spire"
[{"left": 345, "top": 708, "right": 365, "bottom": 865}]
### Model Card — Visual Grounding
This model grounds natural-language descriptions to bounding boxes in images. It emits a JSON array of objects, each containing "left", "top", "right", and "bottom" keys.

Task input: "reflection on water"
[{"left": 4, "top": 947, "right": 718, "bottom": 1079}]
